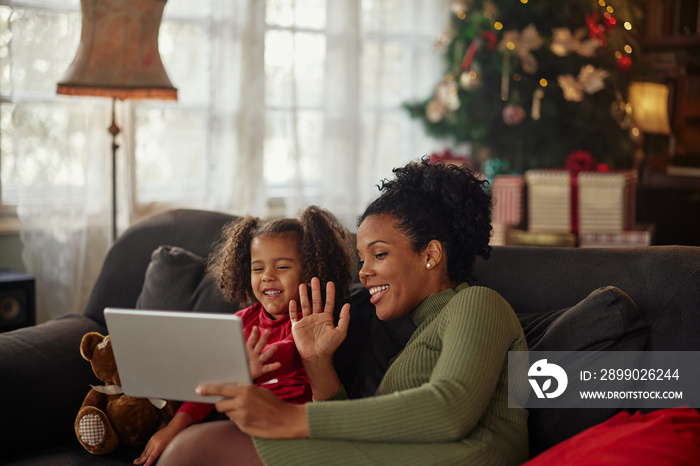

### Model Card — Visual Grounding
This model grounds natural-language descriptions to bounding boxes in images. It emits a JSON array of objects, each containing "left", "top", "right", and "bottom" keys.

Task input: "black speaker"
[{"left": 0, "top": 269, "right": 36, "bottom": 332}]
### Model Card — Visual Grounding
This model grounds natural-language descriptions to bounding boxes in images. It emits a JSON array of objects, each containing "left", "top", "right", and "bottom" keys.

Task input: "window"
[
  {"left": 1, "top": 0, "right": 447, "bottom": 223},
  {"left": 1, "top": 0, "right": 447, "bottom": 323}
]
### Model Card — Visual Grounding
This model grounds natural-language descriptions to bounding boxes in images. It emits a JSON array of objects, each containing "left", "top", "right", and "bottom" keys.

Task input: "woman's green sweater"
[{"left": 254, "top": 283, "right": 529, "bottom": 465}]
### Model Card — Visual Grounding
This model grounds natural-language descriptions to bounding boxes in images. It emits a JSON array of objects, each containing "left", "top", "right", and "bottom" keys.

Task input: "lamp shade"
[
  {"left": 627, "top": 81, "right": 671, "bottom": 135},
  {"left": 57, "top": 0, "right": 177, "bottom": 100}
]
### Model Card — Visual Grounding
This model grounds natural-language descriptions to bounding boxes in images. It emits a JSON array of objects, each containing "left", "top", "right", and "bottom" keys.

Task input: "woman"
[{"left": 158, "top": 158, "right": 529, "bottom": 465}]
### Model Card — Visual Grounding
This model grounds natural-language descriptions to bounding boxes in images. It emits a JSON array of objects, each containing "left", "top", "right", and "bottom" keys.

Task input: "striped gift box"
[
  {"left": 525, "top": 169, "right": 637, "bottom": 234},
  {"left": 525, "top": 170, "right": 571, "bottom": 233},
  {"left": 491, "top": 175, "right": 524, "bottom": 226},
  {"left": 578, "top": 171, "right": 637, "bottom": 233}
]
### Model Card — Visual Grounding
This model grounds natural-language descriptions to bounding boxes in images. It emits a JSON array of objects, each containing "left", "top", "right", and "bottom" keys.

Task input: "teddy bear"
[{"left": 74, "top": 332, "right": 179, "bottom": 455}]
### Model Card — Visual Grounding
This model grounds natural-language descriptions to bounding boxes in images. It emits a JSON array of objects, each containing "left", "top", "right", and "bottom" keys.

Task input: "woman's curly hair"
[
  {"left": 358, "top": 157, "right": 492, "bottom": 284},
  {"left": 208, "top": 206, "right": 355, "bottom": 306}
]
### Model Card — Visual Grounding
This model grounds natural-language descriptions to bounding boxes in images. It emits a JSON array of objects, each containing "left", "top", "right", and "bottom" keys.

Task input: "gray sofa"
[{"left": 1, "top": 208, "right": 699, "bottom": 465}]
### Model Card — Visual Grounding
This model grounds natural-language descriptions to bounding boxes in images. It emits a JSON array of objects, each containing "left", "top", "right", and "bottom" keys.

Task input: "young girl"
[{"left": 134, "top": 205, "right": 354, "bottom": 466}]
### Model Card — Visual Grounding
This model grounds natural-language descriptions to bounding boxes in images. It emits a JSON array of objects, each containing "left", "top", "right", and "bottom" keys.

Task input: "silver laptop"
[{"left": 104, "top": 308, "right": 251, "bottom": 403}]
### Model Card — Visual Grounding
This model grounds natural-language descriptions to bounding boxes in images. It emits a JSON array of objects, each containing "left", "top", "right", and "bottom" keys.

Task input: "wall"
[{"left": 0, "top": 233, "right": 25, "bottom": 272}]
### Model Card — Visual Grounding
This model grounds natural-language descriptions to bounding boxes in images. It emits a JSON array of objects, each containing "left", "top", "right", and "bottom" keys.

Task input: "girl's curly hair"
[
  {"left": 358, "top": 157, "right": 492, "bottom": 284},
  {"left": 209, "top": 206, "right": 355, "bottom": 306}
]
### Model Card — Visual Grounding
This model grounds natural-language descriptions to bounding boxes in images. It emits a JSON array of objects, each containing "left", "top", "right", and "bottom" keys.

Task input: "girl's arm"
[{"left": 134, "top": 411, "right": 194, "bottom": 466}]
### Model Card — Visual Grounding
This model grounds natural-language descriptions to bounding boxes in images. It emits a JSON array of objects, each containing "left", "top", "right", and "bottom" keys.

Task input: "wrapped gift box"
[
  {"left": 525, "top": 169, "right": 637, "bottom": 234},
  {"left": 578, "top": 224, "right": 655, "bottom": 248},
  {"left": 492, "top": 175, "right": 524, "bottom": 227},
  {"left": 490, "top": 222, "right": 508, "bottom": 246}
]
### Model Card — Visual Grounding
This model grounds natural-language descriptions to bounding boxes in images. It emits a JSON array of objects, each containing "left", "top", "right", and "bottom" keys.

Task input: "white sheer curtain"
[
  {"left": 2, "top": 4, "right": 112, "bottom": 324},
  {"left": 1, "top": 0, "right": 449, "bottom": 323},
  {"left": 271, "top": 0, "right": 452, "bottom": 226},
  {"left": 15, "top": 98, "right": 112, "bottom": 324}
]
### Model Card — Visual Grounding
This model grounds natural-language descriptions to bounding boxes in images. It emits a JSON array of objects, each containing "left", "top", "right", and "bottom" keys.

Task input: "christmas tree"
[{"left": 405, "top": 0, "right": 652, "bottom": 174}]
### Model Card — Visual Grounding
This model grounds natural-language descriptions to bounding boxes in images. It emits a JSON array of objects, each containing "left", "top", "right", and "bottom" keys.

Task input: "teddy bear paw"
[
  {"left": 78, "top": 412, "right": 106, "bottom": 446},
  {"left": 75, "top": 406, "right": 119, "bottom": 454}
]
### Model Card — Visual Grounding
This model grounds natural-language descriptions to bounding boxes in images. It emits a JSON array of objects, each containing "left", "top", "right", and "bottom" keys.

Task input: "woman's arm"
[{"left": 195, "top": 383, "right": 310, "bottom": 439}]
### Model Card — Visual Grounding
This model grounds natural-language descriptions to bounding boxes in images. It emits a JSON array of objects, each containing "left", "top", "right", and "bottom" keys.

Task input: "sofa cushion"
[
  {"left": 135, "top": 245, "right": 238, "bottom": 313},
  {"left": 517, "top": 285, "right": 649, "bottom": 456},
  {"left": 523, "top": 407, "right": 700, "bottom": 465},
  {"left": 0, "top": 314, "right": 105, "bottom": 459},
  {"left": 519, "top": 285, "right": 648, "bottom": 352}
]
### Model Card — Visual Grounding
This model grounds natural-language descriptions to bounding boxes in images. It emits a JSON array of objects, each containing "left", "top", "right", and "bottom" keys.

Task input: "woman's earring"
[{"left": 426, "top": 263, "right": 431, "bottom": 269}]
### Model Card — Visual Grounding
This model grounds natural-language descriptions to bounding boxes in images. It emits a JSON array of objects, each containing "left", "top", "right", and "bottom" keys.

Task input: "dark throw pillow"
[
  {"left": 519, "top": 285, "right": 648, "bottom": 352},
  {"left": 517, "top": 285, "right": 649, "bottom": 456},
  {"left": 135, "top": 245, "right": 238, "bottom": 313}
]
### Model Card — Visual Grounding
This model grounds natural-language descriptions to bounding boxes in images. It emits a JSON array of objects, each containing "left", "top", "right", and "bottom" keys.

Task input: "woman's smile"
[{"left": 368, "top": 285, "right": 389, "bottom": 304}]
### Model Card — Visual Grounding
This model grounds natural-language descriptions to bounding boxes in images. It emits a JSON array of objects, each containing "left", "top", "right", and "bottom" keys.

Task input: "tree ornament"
[
  {"left": 585, "top": 12, "right": 607, "bottom": 46},
  {"left": 425, "top": 99, "right": 446, "bottom": 123},
  {"left": 481, "top": 32, "right": 498, "bottom": 50},
  {"left": 435, "top": 24, "right": 457, "bottom": 54},
  {"left": 557, "top": 65, "right": 609, "bottom": 102},
  {"left": 483, "top": 157, "right": 511, "bottom": 181},
  {"left": 531, "top": 88, "right": 544, "bottom": 120},
  {"left": 451, "top": 0, "right": 470, "bottom": 15},
  {"left": 501, "top": 54, "right": 510, "bottom": 101},
  {"left": 550, "top": 27, "right": 600, "bottom": 57},
  {"left": 482, "top": 0, "right": 498, "bottom": 21},
  {"left": 558, "top": 75, "right": 584, "bottom": 102},
  {"left": 436, "top": 81, "right": 461, "bottom": 111},
  {"left": 578, "top": 64, "right": 609, "bottom": 94},
  {"left": 502, "top": 104, "right": 526, "bottom": 126},
  {"left": 499, "top": 24, "right": 544, "bottom": 74},
  {"left": 603, "top": 12, "right": 617, "bottom": 30},
  {"left": 610, "top": 91, "right": 633, "bottom": 129},
  {"left": 616, "top": 55, "right": 632, "bottom": 71},
  {"left": 461, "top": 32, "right": 498, "bottom": 72},
  {"left": 461, "top": 40, "right": 480, "bottom": 71},
  {"left": 460, "top": 69, "right": 481, "bottom": 90}
]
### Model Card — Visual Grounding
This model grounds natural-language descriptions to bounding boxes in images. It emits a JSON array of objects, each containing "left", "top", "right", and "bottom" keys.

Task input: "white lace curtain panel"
[{"left": 1, "top": 0, "right": 450, "bottom": 323}]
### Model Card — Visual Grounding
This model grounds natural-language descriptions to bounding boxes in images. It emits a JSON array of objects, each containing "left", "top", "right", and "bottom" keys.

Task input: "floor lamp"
[{"left": 56, "top": 0, "right": 177, "bottom": 241}]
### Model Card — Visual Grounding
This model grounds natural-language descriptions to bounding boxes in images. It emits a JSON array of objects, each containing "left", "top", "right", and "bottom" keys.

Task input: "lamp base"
[{"left": 109, "top": 98, "right": 120, "bottom": 242}]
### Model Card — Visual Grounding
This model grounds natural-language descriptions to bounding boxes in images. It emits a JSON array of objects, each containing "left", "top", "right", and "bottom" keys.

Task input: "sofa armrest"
[{"left": 0, "top": 314, "right": 105, "bottom": 458}]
